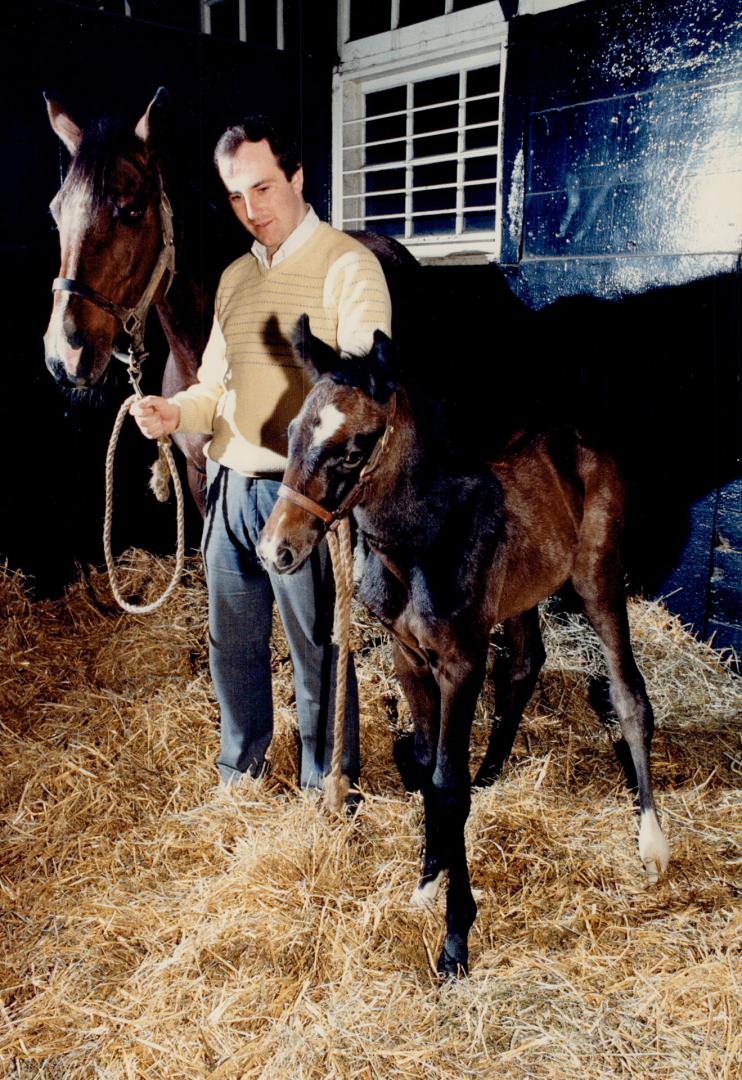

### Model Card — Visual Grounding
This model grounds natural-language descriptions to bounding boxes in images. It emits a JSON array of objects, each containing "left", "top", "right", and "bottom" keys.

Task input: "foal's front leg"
[
  {"left": 429, "top": 653, "right": 486, "bottom": 977},
  {"left": 391, "top": 641, "right": 444, "bottom": 898}
]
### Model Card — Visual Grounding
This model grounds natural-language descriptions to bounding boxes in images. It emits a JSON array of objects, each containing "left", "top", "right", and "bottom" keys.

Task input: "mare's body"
[{"left": 258, "top": 320, "right": 670, "bottom": 977}]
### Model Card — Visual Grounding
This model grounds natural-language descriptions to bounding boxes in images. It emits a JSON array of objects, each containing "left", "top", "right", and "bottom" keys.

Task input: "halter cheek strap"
[{"left": 277, "top": 391, "right": 397, "bottom": 532}]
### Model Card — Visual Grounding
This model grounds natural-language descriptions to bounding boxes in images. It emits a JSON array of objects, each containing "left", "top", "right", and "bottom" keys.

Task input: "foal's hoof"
[
  {"left": 410, "top": 870, "right": 445, "bottom": 911},
  {"left": 472, "top": 764, "right": 500, "bottom": 789},
  {"left": 437, "top": 946, "right": 468, "bottom": 979},
  {"left": 639, "top": 810, "right": 670, "bottom": 885}
]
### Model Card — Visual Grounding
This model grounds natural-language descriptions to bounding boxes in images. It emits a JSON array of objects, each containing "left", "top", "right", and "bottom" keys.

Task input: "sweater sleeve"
[
  {"left": 324, "top": 248, "right": 392, "bottom": 355},
  {"left": 168, "top": 313, "right": 227, "bottom": 434}
]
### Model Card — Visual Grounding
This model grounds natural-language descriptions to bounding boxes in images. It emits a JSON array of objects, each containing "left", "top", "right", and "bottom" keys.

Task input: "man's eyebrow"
[{"left": 227, "top": 178, "right": 271, "bottom": 194}]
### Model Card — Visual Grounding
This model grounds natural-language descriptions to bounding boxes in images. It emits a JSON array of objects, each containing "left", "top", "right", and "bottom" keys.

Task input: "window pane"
[
  {"left": 366, "top": 192, "right": 406, "bottom": 220},
  {"left": 130, "top": 0, "right": 201, "bottom": 29},
  {"left": 465, "top": 122, "right": 498, "bottom": 151},
  {"left": 350, "top": 0, "right": 392, "bottom": 40},
  {"left": 467, "top": 64, "right": 500, "bottom": 97},
  {"left": 465, "top": 154, "right": 498, "bottom": 181},
  {"left": 209, "top": 0, "right": 240, "bottom": 37},
  {"left": 366, "top": 140, "right": 406, "bottom": 167},
  {"left": 453, "top": 0, "right": 491, "bottom": 10},
  {"left": 464, "top": 182, "right": 496, "bottom": 208},
  {"left": 414, "top": 74, "right": 457, "bottom": 109},
  {"left": 414, "top": 161, "right": 457, "bottom": 188},
  {"left": 466, "top": 94, "right": 498, "bottom": 127},
  {"left": 365, "top": 168, "right": 406, "bottom": 194},
  {"left": 412, "top": 212, "right": 455, "bottom": 235},
  {"left": 399, "top": 0, "right": 445, "bottom": 28},
  {"left": 366, "top": 86, "right": 406, "bottom": 119},
  {"left": 369, "top": 219, "right": 405, "bottom": 238},
  {"left": 246, "top": 1, "right": 276, "bottom": 47},
  {"left": 463, "top": 209, "right": 495, "bottom": 232}
]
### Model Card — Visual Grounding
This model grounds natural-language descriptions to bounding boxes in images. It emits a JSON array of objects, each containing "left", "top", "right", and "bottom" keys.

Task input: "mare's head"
[
  {"left": 44, "top": 90, "right": 172, "bottom": 388},
  {"left": 258, "top": 315, "right": 399, "bottom": 574}
]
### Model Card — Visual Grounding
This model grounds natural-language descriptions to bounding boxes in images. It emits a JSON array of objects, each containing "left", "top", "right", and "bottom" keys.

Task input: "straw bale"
[{"left": 1, "top": 552, "right": 740, "bottom": 1079}]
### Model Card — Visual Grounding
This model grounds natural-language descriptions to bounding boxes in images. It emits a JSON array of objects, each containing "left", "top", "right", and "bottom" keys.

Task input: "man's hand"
[{"left": 130, "top": 396, "right": 181, "bottom": 439}]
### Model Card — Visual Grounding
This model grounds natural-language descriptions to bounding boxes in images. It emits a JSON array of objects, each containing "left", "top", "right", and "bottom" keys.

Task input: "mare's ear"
[
  {"left": 44, "top": 94, "right": 82, "bottom": 155},
  {"left": 291, "top": 314, "right": 342, "bottom": 382},
  {"left": 135, "top": 87, "right": 170, "bottom": 147},
  {"left": 368, "top": 329, "right": 400, "bottom": 402}
]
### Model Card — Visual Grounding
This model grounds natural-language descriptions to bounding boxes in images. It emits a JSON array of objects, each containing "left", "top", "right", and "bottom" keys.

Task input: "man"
[{"left": 132, "top": 116, "right": 392, "bottom": 792}]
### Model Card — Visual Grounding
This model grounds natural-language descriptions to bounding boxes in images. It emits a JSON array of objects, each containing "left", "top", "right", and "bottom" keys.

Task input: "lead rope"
[
  {"left": 323, "top": 516, "right": 355, "bottom": 814},
  {"left": 103, "top": 352, "right": 185, "bottom": 614}
]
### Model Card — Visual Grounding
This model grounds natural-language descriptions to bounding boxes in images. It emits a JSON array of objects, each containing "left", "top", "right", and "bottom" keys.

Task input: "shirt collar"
[{"left": 250, "top": 205, "right": 320, "bottom": 270}]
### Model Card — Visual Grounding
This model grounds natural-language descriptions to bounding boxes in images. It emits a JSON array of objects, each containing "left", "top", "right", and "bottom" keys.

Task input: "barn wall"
[
  {"left": 497, "top": 0, "right": 741, "bottom": 656},
  {"left": 0, "top": 0, "right": 337, "bottom": 593}
]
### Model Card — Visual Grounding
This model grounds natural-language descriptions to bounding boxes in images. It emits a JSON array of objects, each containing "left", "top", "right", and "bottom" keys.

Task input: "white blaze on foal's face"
[{"left": 310, "top": 403, "right": 346, "bottom": 450}]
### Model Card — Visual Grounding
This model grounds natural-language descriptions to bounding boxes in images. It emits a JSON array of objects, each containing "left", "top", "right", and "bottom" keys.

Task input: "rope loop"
[{"left": 103, "top": 392, "right": 185, "bottom": 615}]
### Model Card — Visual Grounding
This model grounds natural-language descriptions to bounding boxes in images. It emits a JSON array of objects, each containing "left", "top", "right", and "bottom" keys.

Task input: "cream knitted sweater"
[{"left": 170, "top": 222, "right": 392, "bottom": 476}]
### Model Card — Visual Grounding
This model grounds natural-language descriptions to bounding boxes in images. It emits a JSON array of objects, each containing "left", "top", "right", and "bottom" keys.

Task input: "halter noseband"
[
  {"left": 51, "top": 171, "right": 175, "bottom": 361},
  {"left": 278, "top": 391, "right": 397, "bottom": 532}
]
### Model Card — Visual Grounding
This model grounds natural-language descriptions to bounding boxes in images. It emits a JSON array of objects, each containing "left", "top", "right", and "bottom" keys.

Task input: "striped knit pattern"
[{"left": 171, "top": 223, "right": 391, "bottom": 476}]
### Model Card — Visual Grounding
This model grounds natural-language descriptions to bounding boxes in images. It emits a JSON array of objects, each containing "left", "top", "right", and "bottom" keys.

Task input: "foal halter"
[
  {"left": 278, "top": 391, "right": 397, "bottom": 532},
  {"left": 51, "top": 169, "right": 175, "bottom": 361}
]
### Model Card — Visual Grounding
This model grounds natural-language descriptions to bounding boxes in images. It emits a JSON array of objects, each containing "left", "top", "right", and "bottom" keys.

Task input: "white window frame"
[
  {"left": 334, "top": 2, "right": 507, "bottom": 261},
  {"left": 200, "top": 0, "right": 284, "bottom": 48}
]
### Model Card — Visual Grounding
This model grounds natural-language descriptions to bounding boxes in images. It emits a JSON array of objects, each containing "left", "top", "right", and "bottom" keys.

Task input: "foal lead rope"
[
  {"left": 324, "top": 517, "right": 355, "bottom": 814},
  {"left": 103, "top": 353, "right": 186, "bottom": 614}
]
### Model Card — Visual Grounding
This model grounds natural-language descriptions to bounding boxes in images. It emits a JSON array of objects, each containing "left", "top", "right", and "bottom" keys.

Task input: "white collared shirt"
[{"left": 249, "top": 204, "right": 320, "bottom": 269}]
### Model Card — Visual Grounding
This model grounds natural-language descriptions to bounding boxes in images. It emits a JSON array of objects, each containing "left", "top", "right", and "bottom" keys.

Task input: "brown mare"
[
  {"left": 44, "top": 89, "right": 217, "bottom": 512},
  {"left": 258, "top": 316, "right": 670, "bottom": 977}
]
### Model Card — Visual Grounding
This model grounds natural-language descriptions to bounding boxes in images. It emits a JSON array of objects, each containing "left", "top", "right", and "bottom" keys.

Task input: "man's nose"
[{"left": 243, "top": 193, "right": 256, "bottom": 220}]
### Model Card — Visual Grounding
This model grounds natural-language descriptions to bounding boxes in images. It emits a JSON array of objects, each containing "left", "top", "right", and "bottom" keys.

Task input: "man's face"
[{"left": 217, "top": 138, "right": 306, "bottom": 259}]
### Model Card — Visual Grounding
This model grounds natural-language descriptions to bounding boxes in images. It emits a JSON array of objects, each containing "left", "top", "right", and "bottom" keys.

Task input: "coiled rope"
[
  {"left": 323, "top": 517, "right": 355, "bottom": 814},
  {"left": 103, "top": 357, "right": 185, "bottom": 614}
]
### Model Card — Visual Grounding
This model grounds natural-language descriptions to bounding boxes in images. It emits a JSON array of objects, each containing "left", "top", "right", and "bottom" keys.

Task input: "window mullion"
[
  {"left": 405, "top": 81, "right": 414, "bottom": 240},
  {"left": 456, "top": 69, "right": 466, "bottom": 236}
]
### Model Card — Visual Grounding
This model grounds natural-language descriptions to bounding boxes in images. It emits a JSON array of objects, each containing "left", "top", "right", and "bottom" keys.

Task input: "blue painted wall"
[{"left": 497, "top": 0, "right": 741, "bottom": 656}]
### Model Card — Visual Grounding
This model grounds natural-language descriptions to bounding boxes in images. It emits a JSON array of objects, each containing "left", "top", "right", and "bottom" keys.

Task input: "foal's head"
[
  {"left": 258, "top": 315, "right": 399, "bottom": 574},
  {"left": 44, "top": 90, "right": 171, "bottom": 388}
]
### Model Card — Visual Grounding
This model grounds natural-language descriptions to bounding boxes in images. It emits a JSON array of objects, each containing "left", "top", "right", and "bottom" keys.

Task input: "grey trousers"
[{"left": 202, "top": 460, "right": 360, "bottom": 788}]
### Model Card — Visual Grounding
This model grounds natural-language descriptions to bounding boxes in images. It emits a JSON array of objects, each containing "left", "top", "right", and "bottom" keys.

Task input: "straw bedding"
[{"left": 1, "top": 551, "right": 740, "bottom": 1079}]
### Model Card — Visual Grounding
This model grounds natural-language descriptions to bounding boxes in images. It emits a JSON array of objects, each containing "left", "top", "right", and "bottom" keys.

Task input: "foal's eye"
[{"left": 341, "top": 449, "right": 364, "bottom": 469}]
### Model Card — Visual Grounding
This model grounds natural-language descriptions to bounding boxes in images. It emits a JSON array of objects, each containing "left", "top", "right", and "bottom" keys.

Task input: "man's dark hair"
[{"left": 214, "top": 114, "right": 301, "bottom": 180}]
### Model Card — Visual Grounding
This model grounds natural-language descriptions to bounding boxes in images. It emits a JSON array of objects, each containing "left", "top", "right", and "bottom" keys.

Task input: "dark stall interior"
[{"left": 1, "top": 0, "right": 740, "bottom": 654}]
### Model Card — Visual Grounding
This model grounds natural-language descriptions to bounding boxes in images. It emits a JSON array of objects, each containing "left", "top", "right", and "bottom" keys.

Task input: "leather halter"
[
  {"left": 278, "top": 391, "right": 397, "bottom": 533},
  {"left": 51, "top": 170, "right": 175, "bottom": 360}
]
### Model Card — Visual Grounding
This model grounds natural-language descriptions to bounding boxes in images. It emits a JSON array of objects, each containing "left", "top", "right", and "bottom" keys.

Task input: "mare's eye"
[
  {"left": 119, "top": 204, "right": 145, "bottom": 225},
  {"left": 341, "top": 449, "right": 363, "bottom": 469}
]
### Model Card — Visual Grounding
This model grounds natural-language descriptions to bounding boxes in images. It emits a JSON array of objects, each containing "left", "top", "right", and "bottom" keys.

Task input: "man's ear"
[
  {"left": 291, "top": 314, "right": 343, "bottom": 382},
  {"left": 44, "top": 93, "right": 82, "bottom": 155},
  {"left": 134, "top": 87, "right": 170, "bottom": 148},
  {"left": 367, "top": 329, "right": 399, "bottom": 402}
]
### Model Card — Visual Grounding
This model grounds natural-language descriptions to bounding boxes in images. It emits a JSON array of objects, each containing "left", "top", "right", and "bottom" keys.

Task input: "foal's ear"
[
  {"left": 44, "top": 94, "right": 82, "bottom": 155},
  {"left": 135, "top": 87, "right": 170, "bottom": 148},
  {"left": 368, "top": 329, "right": 400, "bottom": 402},
  {"left": 291, "top": 314, "right": 342, "bottom": 381}
]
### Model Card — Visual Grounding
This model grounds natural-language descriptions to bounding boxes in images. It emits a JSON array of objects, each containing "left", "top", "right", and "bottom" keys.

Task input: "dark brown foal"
[{"left": 258, "top": 318, "right": 670, "bottom": 977}]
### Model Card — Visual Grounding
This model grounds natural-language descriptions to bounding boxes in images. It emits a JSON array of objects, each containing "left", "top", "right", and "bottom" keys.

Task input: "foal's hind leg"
[
  {"left": 573, "top": 582, "right": 669, "bottom": 882},
  {"left": 473, "top": 607, "right": 545, "bottom": 788}
]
